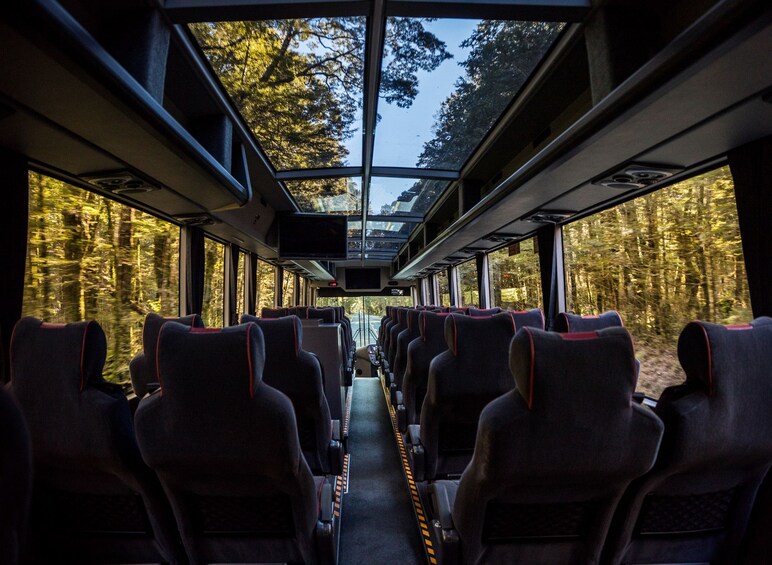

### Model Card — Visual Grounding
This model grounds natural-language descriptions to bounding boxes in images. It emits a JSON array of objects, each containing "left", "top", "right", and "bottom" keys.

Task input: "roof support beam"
[
  {"left": 386, "top": 0, "right": 590, "bottom": 21},
  {"left": 361, "top": 0, "right": 387, "bottom": 264},
  {"left": 164, "top": 0, "right": 370, "bottom": 22}
]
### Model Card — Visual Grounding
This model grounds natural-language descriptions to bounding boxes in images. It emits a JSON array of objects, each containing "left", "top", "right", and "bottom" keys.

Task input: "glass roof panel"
[
  {"left": 348, "top": 220, "right": 362, "bottom": 238},
  {"left": 366, "top": 221, "right": 412, "bottom": 238},
  {"left": 369, "top": 177, "right": 449, "bottom": 216},
  {"left": 191, "top": 18, "right": 365, "bottom": 171},
  {"left": 373, "top": 18, "right": 563, "bottom": 170},
  {"left": 283, "top": 178, "right": 361, "bottom": 214}
]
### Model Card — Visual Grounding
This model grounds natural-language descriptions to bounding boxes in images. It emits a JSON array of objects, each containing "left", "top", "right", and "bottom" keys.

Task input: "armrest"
[
  {"left": 395, "top": 391, "right": 406, "bottom": 433},
  {"left": 314, "top": 477, "right": 338, "bottom": 565},
  {"left": 407, "top": 424, "right": 422, "bottom": 447},
  {"left": 428, "top": 481, "right": 461, "bottom": 565},
  {"left": 429, "top": 481, "right": 459, "bottom": 530},
  {"left": 331, "top": 419, "right": 341, "bottom": 442},
  {"left": 407, "top": 424, "right": 425, "bottom": 481},
  {"left": 319, "top": 478, "right": 334, "bottom": 523}
]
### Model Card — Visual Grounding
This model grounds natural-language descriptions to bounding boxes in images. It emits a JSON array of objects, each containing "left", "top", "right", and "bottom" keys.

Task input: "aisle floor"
[{"left": 339, "top": 377, "right": 424, "bottom": 564}]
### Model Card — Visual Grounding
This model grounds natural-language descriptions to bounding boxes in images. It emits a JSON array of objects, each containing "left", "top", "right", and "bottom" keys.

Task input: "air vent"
[
  {"left": 524, "top": 210, "right": 575, "bottom": 223},
  {"left": 82, "top": 170, "right": 160, "bottom": 195},
  {"left": 173, "top": 213, "right": 219, "bottom": 227},
  {"left": 483, "top": 233, "right": 517, "bottom": 243},
  {"left": 594, "top": 164, "right": 682, "bottom": 190}
]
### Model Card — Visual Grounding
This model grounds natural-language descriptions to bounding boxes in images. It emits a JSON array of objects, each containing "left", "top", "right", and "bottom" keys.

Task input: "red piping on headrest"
[
  {"left": 584, "top": 315, "right": 600, "bottom": 319},
  {"left": 246, "top": 324, "right": 254, "bottom": 398},
  {"left": 540, "top": 309, "right": 545, "bottom": 330},
  {"left": 508, "top": 312, "right": 517, "bottom": 333},
  {"left": 727, "top": 324, "right": 752, "bottom": 330},
  {"left": 452, "top": 315, "right": 458, "bottom": 356},
  {"left": 523, "top": 327, "right": 535, "bottom": 410},
  {"left": 191, "top": 327, "right": 221, "bottom": 333},
  {"left": 80, "top": 322, "right": 93, "bottom": 392},
  {"left": 40, "top": 322, "right": 66, "bottom": 328},
  {"left": 8, "top": 321, "right": 20, "bottom": 384},
  {"left": 156, "top": 324, "right": 167, "bottom": 396},
  {"left": 560, "top": 331, "right": 599, "bottom": 340},
  {"left": 697, "top": 322, "right": 713, "bottom": 397}
]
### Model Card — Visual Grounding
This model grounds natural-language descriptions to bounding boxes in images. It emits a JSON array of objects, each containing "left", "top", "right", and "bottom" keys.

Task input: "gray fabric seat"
[
  {"left": 0, "top": 384, "right": 31, "bottom": 565},
  {"left": 409, "top": 310, "right": 544, "bottom": 481},
  {"left": 387, "top": 308, "right": 408, "bottom": 371},
  {"left": 10, "top": 317, "right": 184, "bottom": 564},
  {"left": 262, "top": 307, "right": 289, "bottom": 318},
  {"left": 129, "top": 312, "right": 203, "bottom": 398},
  {"left": 241, "top": 314, "right": 343, "bottom": 476},
  {"left": 603, "top": 318, "right": 772, "bottom": 565},
  {"left": 430, "top": 326, "right": 663, "bottom": 565},
  {"left": 390, "top": 309, "right": 422, "bottom": 405},
  {"left": 135, "top": 322, "right": 337, "bottom": 565}
]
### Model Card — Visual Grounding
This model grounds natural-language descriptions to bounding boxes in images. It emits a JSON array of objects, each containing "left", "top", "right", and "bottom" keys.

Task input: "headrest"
[
  {"left": 554, "top": 311, "right": 623, "bottom": 333},
  {"left": 10, "top": 317, "right": 106, "bottom": 393},
  {"left": 407, "top": 309, "right": 422, "bottom": 332},
  {"left": 467, "top": 307, "right": 501, "bottom": 317},
  {"left": 157, "top": 322, "right": 265, "bottom": 398},
  {"left": 430, "top": 307, "right": 450, "bottom": 313},
  {"left": 510, "top": 308, "right": 546, "bottom": 331},
  {"left": 677, "top": 317, "right": 772, "bottom": 397},
  {"left": 419, "top": 311, "right": 452, "bottom": 342},
  {"left": 510, "top": 326, "right": 636, "bottom": 410},
  {"left": 288, "top": 306, "right": 309, "bottom": 318},
  {"left": 449, "top": 307, "right": 467, "bottom": 314},
  {"left": 241, "top": 314, "right": 302, "bottom": 358},
  {"left": 444, "top": 312, "right": 521, "bottom": 357},
  {"left": 261, "top": 307, "right": 289, "bottom": 319},
  {"left": 143, "top": 312, "right": 203, "bottom": 380},
  {"left": 307, "top": 307, "right": 335, "bottom": 323}
]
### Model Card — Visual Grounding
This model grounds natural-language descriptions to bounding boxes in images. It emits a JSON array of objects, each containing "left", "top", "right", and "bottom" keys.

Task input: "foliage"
[
  {"left": 191, "top": 18, "right": 450, "bottom": 173},
  {"left": 257, "top": 259, "right": 276, "bottom": 312},
  {"left": 456, "top": 258, "right": 479, "bottom": 307},
  {"left": 488, "top": 239, "right": 542, "bottom": 310},
  {"left": 24, "top": 174, "right": 179, "bottom": 385},
  {"left": 563, "top": 166, "right": 750, "bottom": 397},
  {"left": 436, "top": 270, "right": 450, "bottom": 306},
  {"left": 202, "top": 238, "right": 224, "bottom": 327}
]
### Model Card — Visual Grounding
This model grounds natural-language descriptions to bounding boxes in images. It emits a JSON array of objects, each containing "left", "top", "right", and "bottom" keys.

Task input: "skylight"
[
  {"left": 369, "top": 177, "right": 449, "bottom": 216},
  {"left": 283, "top": 178, "right": 361, "bottom": 214}
]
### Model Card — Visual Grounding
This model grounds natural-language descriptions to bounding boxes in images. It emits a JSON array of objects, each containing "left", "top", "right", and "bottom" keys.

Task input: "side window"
[
  {"left": 256, "top": 259, "right": 275, "bottom": 311},
  {"left": 24, "top": 173, "right": 180, "bottom": 384},
  {"left": 435, "top": 270, "right": 450, "bottom": 306},
  {"left": 562, "top": 166, "right": 750, "bottom": 397},
  {"left": 236, "top": 250, "right": 247, "bottom": 317},
  {"left": 456, "top": 259, "right": 479, "bottom": 307},
  {"left": 203, "top": 238, "right": 224, "bottom": 327},
  {"left": 488, "top": 237, "right": 542, "bottom": 310},
  {"left": 282, "top": 270, "right": 296, "bottom": 307}
]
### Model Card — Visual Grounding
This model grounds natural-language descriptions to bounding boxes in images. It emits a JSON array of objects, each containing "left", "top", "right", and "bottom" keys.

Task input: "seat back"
[
  {"left": 452, "top": 327, "right": 663, "bottom": 565},
  {"left": 402, "top": 312, "right": 451, "bottom": 427},
  {"left": 382, "top": 308, "right": 399, "bottom": 360},
  {"left": 130, "top": 312, "right": 203, "bottom": 397},
  {"left": 420, "top": 311, "right": 544, "bottom": 479},
  {"left": 554, "top": 310, "right": 623, "bottom": 332},
  {"left": 0, "top": 385, "right": 31, "bottom": 565},
  {"left": 308, "top": 307, "right": 335, "bottom": 324},
  {"left": 135, "top": 322, "right": 319, "bottom": 564},
  {"left": 241, "top": 314, "right": 333, "bottom": 474},
  {"left": 393, "top": 309, "right": 422, "bottom": 393},
  {"left": 10, "top": 317, "right": 182, "bottom": 563},
  {"left": 387, "top": 308, "right": 408, "bottom": 369},
  {"left": 604, "top": 318, "right": 772, "bottom": 565},
  {"left": 288, "top": 306, "right": 309, "bottom": 318}
]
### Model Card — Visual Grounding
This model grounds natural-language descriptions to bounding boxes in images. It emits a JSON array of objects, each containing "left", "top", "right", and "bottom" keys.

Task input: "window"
[
  {"left": 298, "top": 277, "right": 307, "bottom": 305},
  {"left": 236, "top": 251, "right": 247, "bottom": 318},
  {"left": 24, "top": 173, "right": 180, "bottom": 385},
  {"left": 257, "top": 259, "right": 275, "bottom": 312},
  {"left": 282, "top": 270, "right": 296, "bottom": 307},
  {"left": 562, "top": 166, "right": 751, "bottom": 398},
  {"left": 456, "top": 259, "right": 479, "bottom": 307},
  {"left": 488, "top": 238, "right": 542, "bottom": 310},
  {"left": 203, "top": 238, "right": 224, "bottom": 327},
  {"left": 436, "top": 270, "right": 450, "bottom": 306}
]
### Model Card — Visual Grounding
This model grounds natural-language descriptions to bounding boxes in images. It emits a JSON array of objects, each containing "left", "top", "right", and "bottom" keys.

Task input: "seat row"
[
  {"left": 3, "top": 315, "right": 343, "bottom": 565},
  {"left": 375, "top": 305, "right": 772, "bottom": 565}
]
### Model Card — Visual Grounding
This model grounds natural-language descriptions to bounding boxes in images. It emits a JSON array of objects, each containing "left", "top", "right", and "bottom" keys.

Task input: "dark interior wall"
[{"left": 0, "top": 150, "right": 28, "bottom": 382}]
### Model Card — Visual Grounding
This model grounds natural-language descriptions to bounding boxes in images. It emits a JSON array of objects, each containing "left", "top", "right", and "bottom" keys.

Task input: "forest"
[{"left": 562, "top": 166, "right": 750, "bottom": 397}]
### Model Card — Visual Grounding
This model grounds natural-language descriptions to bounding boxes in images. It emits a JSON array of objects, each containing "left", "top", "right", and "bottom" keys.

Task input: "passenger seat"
[
  {"left": 10, "top": 317, "right": 184, "bottom": 564},
  {"left": 135, "top": 322, "right": 338, "bottom": 565}
]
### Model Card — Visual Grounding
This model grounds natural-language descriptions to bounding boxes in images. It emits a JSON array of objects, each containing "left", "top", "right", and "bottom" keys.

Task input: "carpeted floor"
[{"left": 339, "top": 377, "right": 424, "bottom": 564}]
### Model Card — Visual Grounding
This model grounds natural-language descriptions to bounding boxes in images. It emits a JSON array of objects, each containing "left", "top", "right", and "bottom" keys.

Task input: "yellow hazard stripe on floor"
[{"left": 380, "top": 376, "right": 437, "bottom": 565}]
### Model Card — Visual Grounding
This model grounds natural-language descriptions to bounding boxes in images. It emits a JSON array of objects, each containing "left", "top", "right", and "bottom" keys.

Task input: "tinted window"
[{"left": 488, "top": 238, "right": 542, "bottom": 310}]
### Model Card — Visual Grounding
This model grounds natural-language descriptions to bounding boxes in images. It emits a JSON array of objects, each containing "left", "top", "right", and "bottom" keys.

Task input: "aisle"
[{"left": 339, "top": 377, "right": 424, "bottom": 564}]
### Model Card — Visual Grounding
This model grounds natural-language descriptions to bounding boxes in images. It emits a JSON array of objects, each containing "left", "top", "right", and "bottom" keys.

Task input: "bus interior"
[{"left": 1, "top": 0, "right": 772, "bottom": 563}]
